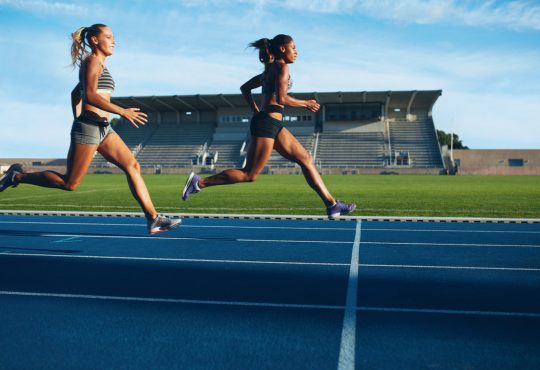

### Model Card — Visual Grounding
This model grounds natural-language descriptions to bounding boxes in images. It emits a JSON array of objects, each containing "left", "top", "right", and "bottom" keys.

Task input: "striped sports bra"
[
  {"left": 80, "top": 64, "right": 115, "bottom": 96},
  {"left": 96, "top": 66, "right": 115, "bottom": 94}
]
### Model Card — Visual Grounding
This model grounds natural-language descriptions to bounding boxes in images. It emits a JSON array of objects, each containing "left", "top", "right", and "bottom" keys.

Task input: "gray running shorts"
[{"left": 70, "top": 119, "right": 114, "bottom": 145}]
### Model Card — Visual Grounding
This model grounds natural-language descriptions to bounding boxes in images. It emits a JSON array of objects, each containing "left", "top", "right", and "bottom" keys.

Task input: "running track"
[{"left": 0, "top": 213, "right": 539, "bottom": 370}]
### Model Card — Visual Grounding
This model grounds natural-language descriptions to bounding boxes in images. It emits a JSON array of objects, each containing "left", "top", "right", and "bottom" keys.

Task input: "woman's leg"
[
  {"left": 273, "top": 128, "right": 335, "bottom": 207},
  {"left": 96, "top": 132, "right": 158, "bottom": 221},
  {"left": 15, "top": 142, "right": 97, "bottom": 191},
  {"left": 199, "top": 136, "right": 274, "bottom": 188}
]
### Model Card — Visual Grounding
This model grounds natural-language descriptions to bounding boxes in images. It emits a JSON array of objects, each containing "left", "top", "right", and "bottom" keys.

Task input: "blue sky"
[{"left": 1, "top": 0, "right": 539, "bottom": 157}]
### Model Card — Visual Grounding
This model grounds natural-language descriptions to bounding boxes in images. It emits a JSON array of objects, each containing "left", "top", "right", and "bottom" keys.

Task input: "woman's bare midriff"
[
  {"left": 260, "top": 94, "right": 284, "bottom": 121},
  {"left": 83, "top": 92, "right": 111, "bottom": 121}
]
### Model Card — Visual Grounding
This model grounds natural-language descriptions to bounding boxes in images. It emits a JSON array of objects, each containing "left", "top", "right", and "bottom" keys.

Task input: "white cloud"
[
  {"left": 274, "top": 0, "right": 540, "bottom": 30},
  {"left": 0, "top": 0, "right": 91, "bottom": 14},
  {"left": 109, "top": 49, "right": 255, "bottom": 96},
  {"left": 460, "top": 0, "right": 540, "bottom": 30},
  {"left": 297, "top": 30, "right": 540, "bottom": 93}
]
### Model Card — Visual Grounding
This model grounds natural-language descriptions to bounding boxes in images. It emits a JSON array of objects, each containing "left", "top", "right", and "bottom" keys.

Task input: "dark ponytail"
[
  {"left": 249, "top": 34, "right": 293, "bottom": 65},
  {"left": 249, "top": 38, "right": 273, "bottom": 64}
]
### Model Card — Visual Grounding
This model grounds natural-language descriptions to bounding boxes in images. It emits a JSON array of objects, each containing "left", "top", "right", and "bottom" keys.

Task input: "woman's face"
[
  {"left": 280, "top": 40, "right": 298, "bottom": 64},
  {"left": 92, "top": 27, "right": 115, "bottom": 57}
]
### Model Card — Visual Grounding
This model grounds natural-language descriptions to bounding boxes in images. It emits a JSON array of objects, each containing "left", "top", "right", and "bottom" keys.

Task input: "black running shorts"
[{"left": 249, "top": 111, "right": 284, "bottom": 139}]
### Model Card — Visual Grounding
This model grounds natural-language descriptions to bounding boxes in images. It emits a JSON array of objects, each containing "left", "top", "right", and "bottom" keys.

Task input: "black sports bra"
[{"left": 261, "top": 63, "right": 292, "bottom": 95}]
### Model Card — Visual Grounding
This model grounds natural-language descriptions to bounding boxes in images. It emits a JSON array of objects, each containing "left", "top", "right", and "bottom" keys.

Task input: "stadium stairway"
[{"left": 389, "top": 119, "right": 443, "bottom": 167}]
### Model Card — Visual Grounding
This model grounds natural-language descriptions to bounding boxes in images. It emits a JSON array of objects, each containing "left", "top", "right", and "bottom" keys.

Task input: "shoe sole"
[
  {"left": 182, "top": 172, "right": 196, "bottom": 201},
  {"left": 148, "top": 219, "right": 182, "bottom": 235},
  {"left": 327, "top": 204, "right": 357, "bottom": 220}
]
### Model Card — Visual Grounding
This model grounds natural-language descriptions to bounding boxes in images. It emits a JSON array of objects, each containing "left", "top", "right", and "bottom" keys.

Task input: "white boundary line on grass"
[{"left": 0, "top": 210, "right": 539, "bottom": 224}]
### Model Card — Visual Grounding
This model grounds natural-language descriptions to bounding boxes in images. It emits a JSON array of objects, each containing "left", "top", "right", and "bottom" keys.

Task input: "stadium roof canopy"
[{"left": 113, "top": 90, "right": 442, "bottom": 113}]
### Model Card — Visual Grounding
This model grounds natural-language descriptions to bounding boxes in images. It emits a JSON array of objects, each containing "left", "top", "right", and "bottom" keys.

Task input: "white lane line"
[
  {"left": 53, "top": 236, "right": 82, "bottom": 244},
  {"left": 0, "top": 290, "right": 342, "bottom": 310},
  {"left": 0, "top": 252, "right": 348, "bottom": 266},
  {"left": 357, "top": 306, "right": 540, "bottom": 318},
  {"left": 338, "top": 220, "right": 361, "bottom": 370},
  {"left": 35, "top": 233, "right": 350, "bottom": 244},
  {"left": 2, "top": 222, "right": 537, "bottom": 247},
  {"left": 363, "top": 228, "right": 540, "bottom": 234},
  {"left": 2, "top": 230, "right": 538, "bottom": 248},
  {"left": 2, "top": 291, "right": 538, "bottom": 319},
  {"left": 3, "top": 221, "right": 539, "bottom": 234},
  {"left": 364, "top": 241, "right": 540, "bottom": 248},
  {"left": 1, "top": 252, "right": 539, "bottom": 272},
  {"left": 0, "top": 221, "right": 354, "bottom": 231},
  {"left": 360, "top": 264, "right": 540, "bottom": 272}
]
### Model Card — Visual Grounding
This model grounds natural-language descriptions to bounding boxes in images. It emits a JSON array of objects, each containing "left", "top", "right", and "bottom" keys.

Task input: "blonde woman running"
[{"left": 0, "top": 24, "right": 181, "bottom": 234}]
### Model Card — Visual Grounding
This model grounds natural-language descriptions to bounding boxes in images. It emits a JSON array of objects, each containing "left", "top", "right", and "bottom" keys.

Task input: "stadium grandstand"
[{"left": 89, "top": 90, "right": 445, "bottom": 174}]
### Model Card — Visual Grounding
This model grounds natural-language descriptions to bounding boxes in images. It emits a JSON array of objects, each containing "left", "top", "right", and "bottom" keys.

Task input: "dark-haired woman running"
[
  {"left": 0, "top": 24, "right": 181, "bottom": 234},
  {"left": 182, "top": 34, "right": 355, "bottom": 219}
]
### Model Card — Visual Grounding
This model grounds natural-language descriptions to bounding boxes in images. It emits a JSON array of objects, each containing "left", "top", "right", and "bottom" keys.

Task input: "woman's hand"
[
  {"left": 121, "top": 108, "right": 148, "bottom": 128},
  {"left": 305, "top": 100, "right": 320, "bottom": 112}
]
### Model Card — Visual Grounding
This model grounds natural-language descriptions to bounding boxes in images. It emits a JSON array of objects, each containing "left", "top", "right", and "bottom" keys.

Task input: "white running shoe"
[{"left": 148, "top": 215, "right": 182, "bottom": 235}]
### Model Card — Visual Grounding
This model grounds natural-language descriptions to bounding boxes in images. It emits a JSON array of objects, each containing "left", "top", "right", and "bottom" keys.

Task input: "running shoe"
[
  {"left": 0, "top": 163, "right": 23, "bottom": 192},
  {"left": 148, "top": 215, "right": 182, "bottom": 235},
  {"left": 326, "top": 200, "right": 356, "bottom": 220},
  {"left": 182, "top": 172, "right": 201, "bottom": 201}
]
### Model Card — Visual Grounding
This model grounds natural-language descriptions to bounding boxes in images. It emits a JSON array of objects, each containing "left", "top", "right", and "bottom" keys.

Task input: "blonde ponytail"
[
  {"left": 70, "top": 27, "right": 87, "bottom": 67},
  {"left": 69, "top": 24, "right": 108, "bottom": 68}
]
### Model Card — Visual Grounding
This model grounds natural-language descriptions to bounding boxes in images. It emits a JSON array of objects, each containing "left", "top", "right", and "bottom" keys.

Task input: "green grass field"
[{"left": 1, "top": 174, "right": 539, "bottom": 218}]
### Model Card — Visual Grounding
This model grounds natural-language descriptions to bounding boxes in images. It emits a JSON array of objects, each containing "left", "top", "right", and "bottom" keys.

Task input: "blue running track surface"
[{"left": 0, "top": 215, "right": 539, "bottom": 370}]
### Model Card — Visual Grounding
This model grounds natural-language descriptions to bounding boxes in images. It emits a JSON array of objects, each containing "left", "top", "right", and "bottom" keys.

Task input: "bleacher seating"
[
  {"left": 91, "top": 115, "right": 444, "bottom": 171},
  {"left": 208, "top": 141, "right": 245, "bottom": 167},
  {"left": 265, "top": 135, "right": 316, "bottom": 167},
  {"left": 389, "top": 119, "right": 443, "bottom": 167},
  {"left": 136, "top": 122, "right": 214, "bottom": 167},
  {"left": 316, "top": 132, "right": 386, "bottom": 167},
  {"left": 207, "top": 122, "right": 249, "bottom": 167},
  {"left": 261, "top": 120, "right": 316, "bottom": 167},
  {"left": 90, "top": 120, "right": 155, "bottom": 167}
]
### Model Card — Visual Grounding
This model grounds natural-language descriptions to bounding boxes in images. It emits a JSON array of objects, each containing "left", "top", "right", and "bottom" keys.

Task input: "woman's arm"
[
  {"left": 83, "top": 57, "right": 147, "bottom": 127},
  {"left": 240, "top": 74, "right": 262, "bottom": 113},
  {"left": 71, "top": 83, "right": 82, "bottom": 119},
  {"left": 276, "top": 64, "right": 320, "bottom": 112}
]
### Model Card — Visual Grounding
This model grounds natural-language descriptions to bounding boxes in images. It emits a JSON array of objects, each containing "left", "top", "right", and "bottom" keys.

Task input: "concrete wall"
[{"left": 452, "top": 149, "right": 540, "bottom": 175}]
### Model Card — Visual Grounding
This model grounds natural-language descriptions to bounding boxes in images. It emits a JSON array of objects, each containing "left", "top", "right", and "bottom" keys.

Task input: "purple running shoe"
[
  {"left": 0, "top": 163, "right": 23, "bottom": 192},
  {"left": 327, "top": 200, "right": 356, "bottom": 220},
  {"left": 182, "top": 172, "right": 201, "bottom": 201}
]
